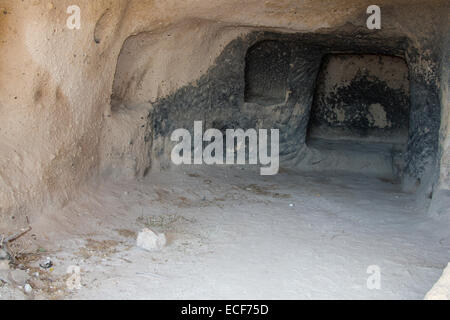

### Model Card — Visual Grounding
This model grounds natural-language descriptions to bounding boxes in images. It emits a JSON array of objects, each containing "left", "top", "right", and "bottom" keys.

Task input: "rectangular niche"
[
  {"left": 308, "top": 54, "right": 410, "bottom": 145},
  {"left": 305, "top": 54, "right": 411, "bottom": 180},
  {"left": 244, "top": 40, "right": 290, "bottom": 106}
]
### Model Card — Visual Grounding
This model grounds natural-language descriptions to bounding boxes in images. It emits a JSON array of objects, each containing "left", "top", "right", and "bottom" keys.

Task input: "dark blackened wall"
[
  {"left": 149, "top": 34, "right": 323, "bottom": 167},
  {"left": 113, "top": 29, "right": 442, "bottom": 202},
  {"left": 309, "top": 54, "right": 410, "bottom": 143}
]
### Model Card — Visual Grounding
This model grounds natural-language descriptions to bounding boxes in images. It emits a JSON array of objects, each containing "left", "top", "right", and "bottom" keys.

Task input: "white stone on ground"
[
  {"left": 136, "top": 228, "right": 166, "bottom": 251},
  {"left": 24, "top": 283, "right": 32, "bottom": 294}
]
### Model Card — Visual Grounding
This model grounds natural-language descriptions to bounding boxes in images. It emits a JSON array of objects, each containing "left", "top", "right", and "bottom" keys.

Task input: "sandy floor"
[{"left": 1, "top": 166, "right": 449, "bottom": 299}]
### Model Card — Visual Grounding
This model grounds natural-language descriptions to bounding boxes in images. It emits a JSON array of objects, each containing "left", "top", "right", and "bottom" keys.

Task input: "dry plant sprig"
[{"left": 0, "top": 226, "right": 32, "bottom": 263}]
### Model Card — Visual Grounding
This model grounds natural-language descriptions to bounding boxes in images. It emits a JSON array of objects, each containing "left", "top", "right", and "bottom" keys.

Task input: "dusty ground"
[{"left": 1, "top": 166, "right": 449, "bottom": 299}]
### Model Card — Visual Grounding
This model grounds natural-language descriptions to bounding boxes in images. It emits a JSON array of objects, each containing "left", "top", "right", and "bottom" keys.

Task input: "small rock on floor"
[
  {"left": 24, "top": 283, "right": 32, "bottom": 294},
  {"left": 136, "top": 228, "right": 166, "bottom": 251}
]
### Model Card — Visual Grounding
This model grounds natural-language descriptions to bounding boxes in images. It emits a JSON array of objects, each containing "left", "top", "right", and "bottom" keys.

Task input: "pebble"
[
  {"left": 24, "top": 283, "right": 32, "bottom": 294},
  {"left": 136, "top": 228, "right": 166, "bottom": 251}
]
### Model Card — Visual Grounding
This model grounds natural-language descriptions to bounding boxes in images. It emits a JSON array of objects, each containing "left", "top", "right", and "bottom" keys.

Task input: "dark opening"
[
  {"left": 244, "top": 41, "right": 290, "bottom": 106},
  {"left": 306, "top": 54, "right": 411, "bottom": 181}
]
